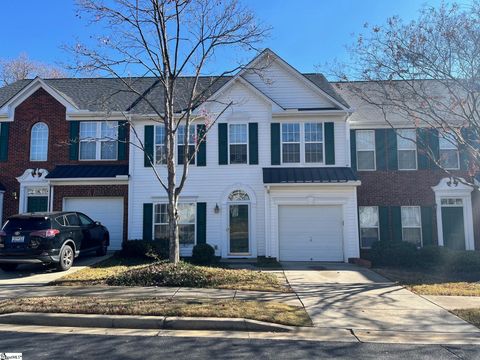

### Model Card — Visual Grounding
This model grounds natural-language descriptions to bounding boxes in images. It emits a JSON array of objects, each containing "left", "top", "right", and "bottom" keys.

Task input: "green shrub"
[
  {"left": 191, "top": 243, "right": 216, "bottom": 265},
  {"left": 370, "top": 241, "right": 418, "bottom": 267},
  {"left": 120, "top": 239, "right": 169, "bottom": 260},
  {"left": 417, "top": 246, "right": 447, "bottom": 267}
]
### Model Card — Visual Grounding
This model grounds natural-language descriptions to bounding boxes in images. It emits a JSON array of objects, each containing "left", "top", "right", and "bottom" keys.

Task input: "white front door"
[
  {"left": 63, "top": 197, "right": 124, "bottom": 250},
  {"left": 278, "top": 205, "right": 344, "bottom": 261}
]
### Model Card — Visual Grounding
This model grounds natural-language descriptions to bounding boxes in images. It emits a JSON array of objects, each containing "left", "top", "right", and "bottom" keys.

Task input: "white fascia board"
[
  {"left": 272, "top": 109, "right": 351, "bottom": 117},
  {"left": 66, "top": 111, "right": 129, "bottom": 121},
  {"left": 0, "top": 78, "right": 80, "bottom": 121},
  {"left": 265, "top": 181, "right": 361, "bottom": 187}
]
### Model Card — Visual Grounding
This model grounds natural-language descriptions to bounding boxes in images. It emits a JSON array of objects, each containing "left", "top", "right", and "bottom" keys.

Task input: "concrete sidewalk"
[
  {"left": 423, "top": 295, "right": 480, "bottom": 310},
  {"left": 0, "top": 284, "right": 303, "bottom": 306}
]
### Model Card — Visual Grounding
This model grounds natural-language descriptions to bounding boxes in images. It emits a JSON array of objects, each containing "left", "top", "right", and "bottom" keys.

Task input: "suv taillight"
[
  {"left": 0, "top": 230, "right": 5, "bottom": 248},
  {"left": 30, "top": 229, "right": 60, "bottom": 238}
]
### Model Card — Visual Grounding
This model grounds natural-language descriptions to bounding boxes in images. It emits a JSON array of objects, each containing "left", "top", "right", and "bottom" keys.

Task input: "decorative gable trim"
[{"left": 0, "top": 77, "right": 80, "bottom": 121}]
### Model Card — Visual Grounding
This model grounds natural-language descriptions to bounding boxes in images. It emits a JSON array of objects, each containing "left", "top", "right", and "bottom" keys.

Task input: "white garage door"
[
  {"left": 279, "top": 205, "right": 344, "bottom": 261},
  {"left": 63, "top": 197, "right": 124, "bottom": 250}
]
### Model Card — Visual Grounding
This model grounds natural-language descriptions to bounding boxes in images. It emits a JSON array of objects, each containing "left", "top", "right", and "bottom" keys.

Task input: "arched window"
[
  {"left": 30, "top": 122, "right": 49, "bottom": 161},
  {"left": 228, "top": 190, "right": 250, "bottom": 201}
]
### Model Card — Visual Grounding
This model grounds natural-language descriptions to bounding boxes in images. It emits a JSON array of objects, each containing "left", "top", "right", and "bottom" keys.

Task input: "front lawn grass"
[
  {"left": 54, "top": 256, "right": 290, "bottom": 293},
  {"left": 0, "top": 296, "right": 311, "bottom": 327},
  {"left": 451, "top": 308, "right": 480, "bottom": 328},
  {"left": 374, "top": 267, "right": 480, "bottom": 296}
]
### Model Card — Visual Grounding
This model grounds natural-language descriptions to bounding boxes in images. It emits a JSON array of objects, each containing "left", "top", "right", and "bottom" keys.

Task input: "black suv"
[{"left": 0, "top": 212, "right": 109, "bottom": 272}]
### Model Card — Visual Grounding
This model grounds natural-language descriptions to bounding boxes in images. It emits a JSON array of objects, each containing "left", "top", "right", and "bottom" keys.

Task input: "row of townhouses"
[{"left": 0, "top": 49, "right": 478, "bottom": 262}]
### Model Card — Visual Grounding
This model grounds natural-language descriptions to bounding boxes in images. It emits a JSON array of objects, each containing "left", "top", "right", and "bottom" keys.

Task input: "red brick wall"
[
  {"left": 357, "top": 169, "right": 478, "bottom": 248},
  {"left": 52, "top": 184, "right": 128, "bottom": 242},
  {"left": 0, "top": 88, "right": 129, "bottom": 221}
]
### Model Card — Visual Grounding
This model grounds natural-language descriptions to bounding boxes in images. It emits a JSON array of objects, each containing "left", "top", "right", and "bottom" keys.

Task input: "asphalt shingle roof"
[
  {"left": 0, "top": 73, "right": 348, "bottom": 113},
  {"left": 46, "top": 165, "right": 129, "bottom": 179},
  {"left": 263, "top": 167, "right": 358, "bottom": 184}
]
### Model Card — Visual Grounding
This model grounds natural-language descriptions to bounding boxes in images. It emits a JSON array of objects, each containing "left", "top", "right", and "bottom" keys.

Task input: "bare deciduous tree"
[
  {"left": 70, "top": 0, "right": 268, "bottom": 263},
  {"left": 0, "top": 53, "right": 66, "bottom": 85},
  {"left": 331, "top": 2, "right": 480, "bottom": 183}
]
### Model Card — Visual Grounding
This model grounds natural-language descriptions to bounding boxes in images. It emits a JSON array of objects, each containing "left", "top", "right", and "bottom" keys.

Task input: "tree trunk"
[{"left": 168, "top": 196, "right": 180, "bottom": 264}]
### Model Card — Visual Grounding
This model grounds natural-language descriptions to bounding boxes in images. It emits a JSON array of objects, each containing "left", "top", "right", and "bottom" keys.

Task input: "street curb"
[{"left": 0, "top": 313, "right": 293, "bottom": 332}]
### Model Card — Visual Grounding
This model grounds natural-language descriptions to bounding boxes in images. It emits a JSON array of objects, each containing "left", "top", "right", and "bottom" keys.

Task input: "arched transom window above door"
[{"left": 228, "top": 190, "right": 250, "bottom": 201}]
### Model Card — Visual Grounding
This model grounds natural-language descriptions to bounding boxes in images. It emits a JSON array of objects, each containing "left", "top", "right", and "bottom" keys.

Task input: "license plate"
[{"left": 11, "top": 236, "right": 24, "bottom": 243}]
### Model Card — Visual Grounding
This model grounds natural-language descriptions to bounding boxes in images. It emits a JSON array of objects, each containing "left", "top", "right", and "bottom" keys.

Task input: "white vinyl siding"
[
  {"left": 397, "top": 129, "right": 417, "bottom": 170},
  {"left": 356, "top": 130, "right": 376, "bottom": 170},
  {"left": 359, "top": 206, "right": 379, "bottom": 249},
  {"left": 401, "top": 206, "right": 422, "bottom": 247},
  {"left": 154, "top": 203, "right": 196, "bottom": 246},
  {"left": 439, "top": 131, "right": 460, "bottom": 170},
  {"left": 79, "top": 121, "right": 118, "bottom": 160}
]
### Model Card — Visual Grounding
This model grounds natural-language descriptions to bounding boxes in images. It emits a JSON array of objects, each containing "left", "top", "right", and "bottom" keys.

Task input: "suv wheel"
[
  {"left": 96, "top": 237, "right": 108, "bottom": 256},
  {"left": 0, "top": 264, "right": 18, "bottom": 272},
  {"left": 57, "top": 244, "right": 74, "bottom": 271}
]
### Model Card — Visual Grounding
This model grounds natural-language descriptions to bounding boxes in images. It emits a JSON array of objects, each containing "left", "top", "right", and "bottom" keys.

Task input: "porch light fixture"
[
  {"left": 11, "top": 191, "right": 17, "bottom": 200},
  {"left": 214, "top": 203, "right": 220, "bottom": 214}
]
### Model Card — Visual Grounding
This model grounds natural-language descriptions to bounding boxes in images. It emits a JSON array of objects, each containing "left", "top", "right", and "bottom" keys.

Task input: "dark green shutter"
[
  {"left": 0, "top": 122, "right": 9, "bottom": 162},
  {"left": 421, "top": 206, "right": 434, "bottom": 246},
  {"left": 142, "top": 203, "right": 153, "bottom": 241},
  {"left": 117, "top": 121, "right": 127, "bottom": 161},
  {"left": 248, "top": 123, "right": 258, "bottom": 165},
  {"left": 196, "top": 202, "right": 207, "bottom": 244},
  {"left": 197, "top": 124, "right": 206, "bottom": 167},
  {"left": 144, "top": 125, "right": 154, "bottom": 167},
  {"left": 391, "top": 206, "right": 402, "bottom": 242},
  {"left": 379, "top": 206, "right": 389, "bottom": 241},
  {"left": 325, "top": 122, "right": 335, "bottom": 165},
  {"left": 386, "top": 129, "right": 398, "bottom": 170},
  {"left": 350, "top": 130, "right": 357, "bottom": 171},
  {"left": 69, "top": 121, "right": 80, "bottom": 161},
  {"left": 218, "top": 123, "right": 228, "bottom": 165},
  {"left": 460, "top": 127, "right": 471, "bottom": 171},
  {"left": 429, "top": 129, "right": 440, "bottom": 169},
  {"left": 375, "top": 129, "right": 387, "bottom": 170},
  {"left": 271, "top": 123, "right": 281, "bottom": 165}
]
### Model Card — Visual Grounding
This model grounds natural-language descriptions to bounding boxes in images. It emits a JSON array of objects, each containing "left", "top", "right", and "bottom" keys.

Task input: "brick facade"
[{"left": 0, "top": 88, "right": 129, "bottom": 242}]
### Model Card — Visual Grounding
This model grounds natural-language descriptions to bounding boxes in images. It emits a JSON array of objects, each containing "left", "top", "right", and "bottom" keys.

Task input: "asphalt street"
[{"left": 0, "top": 331, "right": 479, "bottom": 359}]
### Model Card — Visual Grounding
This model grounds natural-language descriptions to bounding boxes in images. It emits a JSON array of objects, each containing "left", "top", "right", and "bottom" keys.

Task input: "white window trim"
[
  {"left": 401, "top": 206, "right": 423, "bottom": 247},
  {"left": 359, "top": 206, "right": 379, "bottom": 249},
  {"left": 177, "top": 124, "right": 197, "bottom": 166},
  {"left": 228, "top": 123, "right": 249, "bottom": 165},
  {"left": 397, "top": 129, "right": 418, "bottom": 171},
  {"left": 280, "top": 122, "right": 325, "bottom": 165},
  {"left": 30, "top": 122, "right": 49, "bottom": 162},
  {"left": 356, "top": 130, "right": 376, "bottom": 171},
  {"left": 153, "top": 202, "right": 197, "bottom": 247},
  {"left": 79, "top": 121, "right": 118, "bottom": 161}
]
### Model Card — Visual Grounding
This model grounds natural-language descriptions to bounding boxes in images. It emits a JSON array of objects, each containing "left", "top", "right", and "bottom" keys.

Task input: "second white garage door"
[
  {"left": 279, "top": 205, "right": 344, "bottom": 261},
  {"left": 63, "top": 197, "right": 124, "bottom": 250}
]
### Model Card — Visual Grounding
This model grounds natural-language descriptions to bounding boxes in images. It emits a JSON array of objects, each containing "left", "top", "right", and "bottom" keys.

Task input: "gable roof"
[{"left": 0, "top": 50, "right": 349, "bottom": 115}]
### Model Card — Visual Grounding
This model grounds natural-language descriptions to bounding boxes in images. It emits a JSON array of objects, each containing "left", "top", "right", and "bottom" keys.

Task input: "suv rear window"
[{"left": 3, "top": 218, "right": 51, "bottom": 231}]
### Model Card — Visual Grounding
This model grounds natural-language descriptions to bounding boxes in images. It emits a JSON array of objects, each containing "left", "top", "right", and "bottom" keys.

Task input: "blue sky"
[{"left": 0, "top": 0, "right": 471, "bottom": 77}]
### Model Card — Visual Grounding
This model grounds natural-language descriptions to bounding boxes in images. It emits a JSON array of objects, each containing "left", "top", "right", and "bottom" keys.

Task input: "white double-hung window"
[
  {"left": 359, "top": 206, "right": 379, "bottom": 248},
  {"left": 401, "top": 206, "right": 422, "bottom": 247},
  {"left": 154, "top": 203, "right": 196, "bottom": 245},
  {"left": 177, "top": 125, "right": 196, "bottom": 165},
  {"left": 356, "top": 130, "right": 376, "bottom": 170},
  {"left": 397, "top": 129, "right": 417, "bottom": 170},
  {"left": 229, "top": 124, "right": 248, "bottom": 164},
  {"left": 439, "top": 131, "right": 460, "bottom": 170},
  {"left": 79, "top": 121, "right": 118, "bottom": 160},
  {"left": 281, "top": 123, "right": 324, "bottom": 164}
]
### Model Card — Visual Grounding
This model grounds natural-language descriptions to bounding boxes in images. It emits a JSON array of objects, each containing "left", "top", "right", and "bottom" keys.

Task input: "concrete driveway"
[
  {"left": 282, "top": 262, "right": 480, "bottom": 335},
  {"left": 0, "top": 253, "right": 112, "bottom": 287}
]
